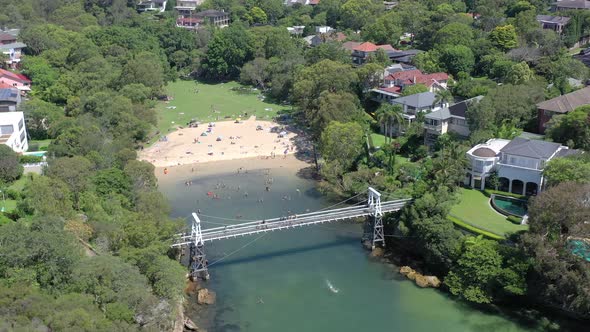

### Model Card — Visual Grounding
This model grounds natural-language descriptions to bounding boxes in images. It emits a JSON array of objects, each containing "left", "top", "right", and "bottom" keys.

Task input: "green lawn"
[
  {"left": 450, "top": 188, "right": 528, "bottom": 236},
  {"left": 370, "top": 133, "right": 410, "bottom": 163},
  {"left": 152, "top": 80, "right": 289, "bottom": 141},
  {"left": 29, "top": 139, "right": 52, "bottom": 151},
  {"left": 1, "top": 199, "right": 16, "bottom": 212}
]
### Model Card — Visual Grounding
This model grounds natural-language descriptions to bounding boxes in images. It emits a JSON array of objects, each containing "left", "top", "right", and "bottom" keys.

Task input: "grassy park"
[
  {"left": 449, "top": 188, "right": 528, "bottom": 237},
  {"left": 153, "top": 80, "right": 289, "bottom": 140}
]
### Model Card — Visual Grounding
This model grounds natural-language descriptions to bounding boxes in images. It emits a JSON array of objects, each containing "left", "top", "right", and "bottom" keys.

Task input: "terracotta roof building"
[
  {"left": 536, "top": 86, "right": 590, "bottom": 133},
  {"left": 351, "top": 42, "right": 398, "bottom": 64}
]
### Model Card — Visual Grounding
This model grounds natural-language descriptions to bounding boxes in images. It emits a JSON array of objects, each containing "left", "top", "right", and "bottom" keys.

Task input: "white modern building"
[
  {"left": 137, "top": 0, "right": 167, "bottom": 12},
  {"left": 0, "top": 111, "right": 28, "bottom": 153},
  {"left": 465, "top": 138, "right": 578, "bottom": 195}
]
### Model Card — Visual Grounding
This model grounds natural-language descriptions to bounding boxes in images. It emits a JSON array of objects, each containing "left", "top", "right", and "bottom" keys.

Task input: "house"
[
  {"left": 536, "top": 15, "right": 570, "bottom": 34},
  {"left": 552, "top": 0, "right": 590, "bottom": 11},
  {"left": 315, "top": 26, "right": 334, "bottom": 34},
  {"left": 388, "top": 49, "right": 421, "bottom": 64},
  {"left": 423, "top": 96, "right": 482, "bottom": 146},
  {"left": 0, "top": 111, "right": 28, "bottom": 153},
  {"left": 194, "top": 10, "right": 230, "bottom": 28},
  {"left": 465, "top": 137, "right": 579, "bottom": 194},
  {"left": 372, "top": 69, "right": 449, "bottom": 102},
  {"left": 536, "top": 86, "right": 590, "bottom": 133},
  {"left": 284, "top": 0, "right": 318, "bottom": 6},
  {"left": 0, "top": 30, "right": 26, "bottom": 69},
  {"left": 0, "top": 86, "right": 21, "bottom": 112},
  {"left": 176, "top": 17, "right": 201, "bottom": 30},
  {"left": 382, "top": 91, "right": 447, "bottom": 135},
  {"left": 286, "top": 26, "right": 305, "bottom": 35},
  {"left": 137, "top": 0, "right": 167, "bottom": 12},
  {"left": 351, "top": 42, "right": 397, "bottom": 65},
  {"left": 0, "top": 69, "right": 31, "bottom": 94},
  {"left": 175, "top": 0, "right": 203, "bottom": 17}
]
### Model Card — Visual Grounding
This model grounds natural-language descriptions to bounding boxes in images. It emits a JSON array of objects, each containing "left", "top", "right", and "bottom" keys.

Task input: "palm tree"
[
  {"left": 376, "top": 104, "right": 405, "bottom": 142},
  {"left": 432, "top": 89, "right": 454, "bottom": 108}
]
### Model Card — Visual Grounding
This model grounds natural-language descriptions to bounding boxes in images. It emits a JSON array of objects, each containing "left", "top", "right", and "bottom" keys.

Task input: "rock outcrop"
[
  {"left": 369, "top": 247, "right": 385, "bottom": 258},
  {"left": 197, "top": 288, "right": 216, "bottom": 305},
  {"left": 399, "top": 266, "right": 441, "bottom": 288}
]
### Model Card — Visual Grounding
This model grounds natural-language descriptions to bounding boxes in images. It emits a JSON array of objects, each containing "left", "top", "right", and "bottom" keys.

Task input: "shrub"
[
  {"left": 0, "top": 145, "right": 23, "bottom": 183},
  {"left": 483, "top": 189, "right": 527, "bottom": 200},
  {"left": 507, "top": 215, "right": 522, "bottom": 224},
  {"left": 19, "top": 155, "right": 43, "bottom": 164},
  {"left": 447, "top": 215, "right": 505, "bottom": 240}
]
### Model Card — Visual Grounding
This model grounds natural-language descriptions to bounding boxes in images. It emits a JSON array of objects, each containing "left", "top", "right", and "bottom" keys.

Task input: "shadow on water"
[{"left": 209, "top": 237, "right": 357, "bottom": 268}]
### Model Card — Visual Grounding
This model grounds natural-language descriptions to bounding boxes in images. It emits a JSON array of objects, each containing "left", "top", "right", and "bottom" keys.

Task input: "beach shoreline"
[{"left": 140, "top": 116, "right": 307, "bottom": 168}]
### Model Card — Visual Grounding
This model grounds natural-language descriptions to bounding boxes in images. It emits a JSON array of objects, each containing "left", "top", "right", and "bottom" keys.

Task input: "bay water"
[{"left": 158, "top": 159, "right": 534, "bottom": 332}]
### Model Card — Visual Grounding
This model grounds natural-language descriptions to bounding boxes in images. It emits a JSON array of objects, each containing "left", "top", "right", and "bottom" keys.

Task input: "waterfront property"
[
  {"left": 0, "top": 68, "right": 31, "bottom": 94},
  {"left": 490, "top": 194, "right": 528, "bottom": 218},
  {"left": 371, "top": 69, "right": 449, "bottom": 102},
  {"left": 423, "top": 96, "right": 482, "bottom": 146},
  {"left": 450, "top": 188, "right": 528, "bottom": 236},
  {"left": 0, "top": 111, "right": 28, "bottom": 153},
  {"left": 465, "top": 137, "right": 579, "bottom": 195}
]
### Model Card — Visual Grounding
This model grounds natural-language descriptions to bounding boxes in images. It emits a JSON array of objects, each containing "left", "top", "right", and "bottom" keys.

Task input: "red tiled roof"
[
  {"left": 0, "top": 33, "right": 16, "bottom": 42},
  {"left": 377, "top": 86, "right": 402, "bottom": 94},
  {"left": 377, "top": 45, "right": 396, "bottom": 52},
  {"left": 333, "top": 32, "right": 346, "bottom": 42},
  {"left": 342, "top": 41, "right": 362, "bottom": 52},
  {"left": 385, "top": 69, "right": 448, "bottom": 87},
  {"left": 0, "top": 68, "right": 31, "bottom": 83},
  {"left": 354, "top": 42, "right": 378, "bottom": 52}
]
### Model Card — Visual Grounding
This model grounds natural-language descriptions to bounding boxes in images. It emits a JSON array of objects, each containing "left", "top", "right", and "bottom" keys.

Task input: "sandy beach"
[{"left": 140, "top": 117, "right": 301, "bottom": 167}]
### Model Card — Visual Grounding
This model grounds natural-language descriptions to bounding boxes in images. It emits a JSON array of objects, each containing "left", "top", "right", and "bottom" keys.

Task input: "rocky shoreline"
[{"left": 179, "top": 278, "right": 217, "bottom": 332}]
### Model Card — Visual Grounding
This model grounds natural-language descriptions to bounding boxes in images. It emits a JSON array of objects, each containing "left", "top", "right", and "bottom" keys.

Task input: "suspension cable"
[{"left": 207, "top": 232, "right": 268, "bottom": 267}]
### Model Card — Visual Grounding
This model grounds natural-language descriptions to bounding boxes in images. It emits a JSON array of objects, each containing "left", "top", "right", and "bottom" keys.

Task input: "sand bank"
[{"left": 140, "top": 117, "right": 301, "bottom": 167}]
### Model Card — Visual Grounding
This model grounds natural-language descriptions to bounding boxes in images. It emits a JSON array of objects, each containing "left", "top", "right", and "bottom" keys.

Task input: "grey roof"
[
  {"left": 0, "top": 42, "right": 26, "bottom": 50},
  {"left": 536, "top": 15, "right": 571, "bottom": 25},
  {"left": 500, "top": 138, "right": 562, "bottom": 159},
  {"left": 556, "top": 148, "right": 582, "bottom": 158},
  {"left": 0, "top": 88, "right": 19, "bottom": 102},
  {"left": 425, "top": 96, "right": 482, "bottom": 120},
  {"left": 553, "top": 0, "right": 590, "bottom": 9},
  {"left": 391, "top": 91, "right": 436, "bottom": 109},
  {"left": 0, "top": 29, "right": 19, "bottom": 38},
  {"left": 536, "top": 86, "right": 590, "bottom": 114},
  {"left": 195, "top": 10, "right": 229, "bottom": 17}
]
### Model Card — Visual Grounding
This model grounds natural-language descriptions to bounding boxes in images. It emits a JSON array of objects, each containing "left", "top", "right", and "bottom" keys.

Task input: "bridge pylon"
[
  {"left": 368, "top": 187, "right": 385, "bottom": 249},
  {"left": 187, "top": 213, "right": 209, "bottom": 280}
]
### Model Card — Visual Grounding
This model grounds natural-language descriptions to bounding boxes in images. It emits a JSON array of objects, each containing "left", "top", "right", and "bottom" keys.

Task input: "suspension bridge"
[{"left": 172, "top": 187, "right": 411, "bottom": 280}]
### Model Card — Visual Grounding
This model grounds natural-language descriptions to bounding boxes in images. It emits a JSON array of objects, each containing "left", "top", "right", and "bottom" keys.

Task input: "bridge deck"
[{"left": 172, "top": 199, "right": 410, "bottom": 245}]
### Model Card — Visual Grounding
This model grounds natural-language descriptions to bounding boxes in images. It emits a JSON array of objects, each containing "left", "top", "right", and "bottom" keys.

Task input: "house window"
[
  {"left": 18, "top": 119, "right": 23, "bottom": 130},
  {"left": 0, "top": 124, "right": 14, "bottom": 135},
  {"left": 20, "top": 131, "right": 25, "bottom": 143}
]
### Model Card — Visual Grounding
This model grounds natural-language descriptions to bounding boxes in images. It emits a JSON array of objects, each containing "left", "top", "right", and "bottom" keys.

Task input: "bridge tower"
[
  {"left": 188, "top": 213, "right": 209, "bottom": 280},
  {"left": 368, "top": 187, "right": 385, "bottom": 249}
]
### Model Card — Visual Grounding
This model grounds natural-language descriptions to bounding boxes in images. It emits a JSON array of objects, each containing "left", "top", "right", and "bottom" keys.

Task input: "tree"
[
  {"left": 362, "top": 11, "right": 403, "bottom": 46},
  {"left": 434, "top": 22, "right": 474, "bottom": 47},
  {"left": 546, "top": 106, "right": 590, "bottom": 151},
  {"left": 308, "top": 91, "right": 364, "bottom": 136},
  {"left": 0, "top": 145, "right": 23, "bottom": 183},
  {"left": 18, "top": 176, "right": 74, "bottom": 217},
  {"left": 340, "top": 0, "right": 381, "bottom": 30},
  {"left": 488, "top": 25, "right": 518, "bottom": 51},
  {"left": 46, "top": 156, "right": 93, "bottom": 209},
  {"left": 433, "top": 89, "right": 454, "bottom": 108},
  {"left": 401, "top": 84, "right": 429, "bottom": 96},
  {"left": 292, "top": 59, "right": 358, "bottom": 114},
  {"left": 240, "top": 57, "right": 270, "bottom": 89},
  {"left": 439, "top": 45, "right": 475, "bottom": 76},
  {"left": 544, "top": 155, "right": 590, "bottom": 187},
  {"left": 320, "top": 121, "right": 365, "bottom": 171},
  {"left": 521, "top": 183, "right": 590, "bottom": 317},
  {"left": 376, "top": 104, "right": 405, "bottom": 141},
  {"left": 247, "top": 7, "right": 268, "bottom": 24},
  {"left": 120, "top": 52, "right": 164, "bottom": 96},
  {"left": 203, "top": 24, "right": 254, "bottom": 79},
  {"left": 505, "top": 61, "right": 534, "bottom": 84}
]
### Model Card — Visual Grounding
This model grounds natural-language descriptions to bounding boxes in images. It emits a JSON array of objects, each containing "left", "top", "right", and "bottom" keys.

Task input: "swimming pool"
[
  {"left": 24, "top": 151, "right": 47, "bottom": 157},
  {"left": 490, "top": 194, "right": 527, "bottom": 217}
]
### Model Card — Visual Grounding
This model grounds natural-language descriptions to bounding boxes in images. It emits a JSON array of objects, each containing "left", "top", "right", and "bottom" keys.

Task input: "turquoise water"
[
  {"left": 492, "top": 195, "right": 527, "bottom": 217},
  {"left": 24, "top": 151, "right": 46, "bottom": 157},
  {"left": 159, "top": 161, "right": 536, "bottom": 332},
  {"left": 569, "top": 240, "right": 590, "bottom": 262}
]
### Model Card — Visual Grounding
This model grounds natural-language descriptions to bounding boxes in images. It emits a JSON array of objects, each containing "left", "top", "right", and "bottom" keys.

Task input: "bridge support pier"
[
  {"left": 368, "top": 187, "right": 385, "bottom": 249},
  {"left": 188, "top": 213, "right": 209, "bottom": 280}
]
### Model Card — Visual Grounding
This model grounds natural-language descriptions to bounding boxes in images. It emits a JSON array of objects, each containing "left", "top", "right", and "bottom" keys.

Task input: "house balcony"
[{"left": 424, "top": 123, "right": 442, "bottom": 133}]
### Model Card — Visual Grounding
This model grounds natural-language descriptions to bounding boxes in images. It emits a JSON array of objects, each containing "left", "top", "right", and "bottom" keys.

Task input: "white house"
[
  {"left": 423, "top": 96, "right": 482, "bottom": 146},
  {"left": 465, "top": 138, "right": 578, "bottom": 195},
  {"left": 0, "top": 111, "right": 28, "bottom": 153},
  {"left": 137, "top": 0, "right": 167, "bottom": 12}
]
